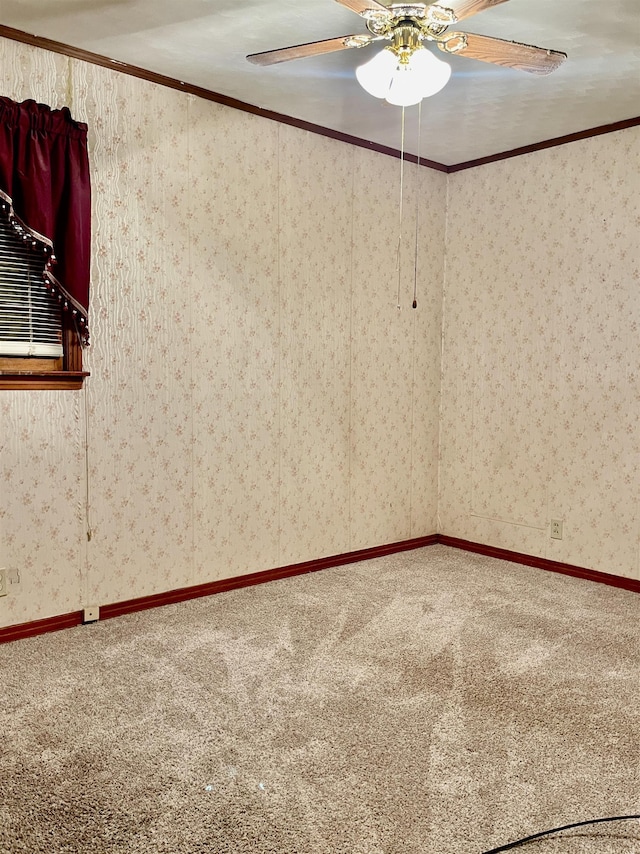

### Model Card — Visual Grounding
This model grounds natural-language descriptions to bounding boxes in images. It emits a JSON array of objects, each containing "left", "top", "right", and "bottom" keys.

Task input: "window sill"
[{"left": 0, "top": 371, "right": 90, "bottom": 390}]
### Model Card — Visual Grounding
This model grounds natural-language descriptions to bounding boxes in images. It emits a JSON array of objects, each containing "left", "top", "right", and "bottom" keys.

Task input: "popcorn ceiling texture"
[{"left": 0, "top": 546, "right": 638, "bottom": 853}]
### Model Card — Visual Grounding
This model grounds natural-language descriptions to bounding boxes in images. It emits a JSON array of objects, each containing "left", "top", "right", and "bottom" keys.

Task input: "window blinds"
[{"left": 0, "top": 217, "right": 63, "bottom": 358}]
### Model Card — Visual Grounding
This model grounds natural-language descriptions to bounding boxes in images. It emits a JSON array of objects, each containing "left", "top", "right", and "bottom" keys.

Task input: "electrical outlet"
[
  {"left": 83, "top": 606, "right": 99, "bottom": 623},
  {"left": 0, "top": 569, "right": 6, "bottom": 597},
  {"left": 550, "top": 519, "right": 563, "bottom": 540}
]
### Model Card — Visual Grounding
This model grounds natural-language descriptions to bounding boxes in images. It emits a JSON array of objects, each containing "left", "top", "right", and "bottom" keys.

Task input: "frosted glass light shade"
[
  {"left": 386, "top": 65, "right": 427, "bottom": 107},
  {"left": 409, "top": 48, "right": 452, "bottom": 98},
  {"left": 355, "top": 49, "right": 398, "bottom": 99},
  {"left": 356, "top": 46, "right": 451, "bottom": 106}
]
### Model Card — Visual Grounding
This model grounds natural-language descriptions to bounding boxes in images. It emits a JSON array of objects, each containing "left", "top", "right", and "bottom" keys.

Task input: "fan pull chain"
[
  {"left": 396, "top": 105, "right": 406, "bottom": 310},
  {"left": 412, "top": 99, "right": 422, "bottom": 310}
]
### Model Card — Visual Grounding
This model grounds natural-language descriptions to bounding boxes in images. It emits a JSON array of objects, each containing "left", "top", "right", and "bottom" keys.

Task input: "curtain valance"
[{"left": 0, "top": 97, "right": 91, "bottom": 343}]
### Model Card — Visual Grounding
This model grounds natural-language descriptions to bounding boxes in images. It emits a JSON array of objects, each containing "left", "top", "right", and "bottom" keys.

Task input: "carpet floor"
[{"left": 0, "top": 545, "right": 638, "bottom": 853}]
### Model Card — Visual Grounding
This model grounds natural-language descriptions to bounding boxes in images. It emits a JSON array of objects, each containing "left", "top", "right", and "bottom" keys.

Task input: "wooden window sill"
[{"left": 0, "top": 371, "right": 90, "bottom": 390}]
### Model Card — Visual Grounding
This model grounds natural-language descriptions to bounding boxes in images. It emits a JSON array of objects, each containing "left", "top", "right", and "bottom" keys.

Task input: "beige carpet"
[{"left": 0, "top": 545, "right": 639, "bottom": 853}]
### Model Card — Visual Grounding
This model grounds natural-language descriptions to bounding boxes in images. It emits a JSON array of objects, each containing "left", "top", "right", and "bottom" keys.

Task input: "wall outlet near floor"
[
  {"left": 0, "top": 569, "right": 6, "bottom": 597},
  {"left": 550, "top": 519, "right": 563, "bottom": 540},
  {"left": 83, "top": 606, "right": 100, "bottom": 623}
]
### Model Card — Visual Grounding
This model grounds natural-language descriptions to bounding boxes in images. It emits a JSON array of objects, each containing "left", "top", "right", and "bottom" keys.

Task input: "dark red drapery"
[{"left": 0, "top": 97, "right": 91, "bottom": 343}]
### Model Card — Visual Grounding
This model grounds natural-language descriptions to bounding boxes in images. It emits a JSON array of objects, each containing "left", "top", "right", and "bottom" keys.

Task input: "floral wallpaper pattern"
[
  {"left": 2, "top": 34, "right": 638, "bottom": 631},
  {"left": 0, "top": 37, "right": 445, "bottom": 627},
  {"left": 440, "top": 130, "right": 640, "bottom": 580}
]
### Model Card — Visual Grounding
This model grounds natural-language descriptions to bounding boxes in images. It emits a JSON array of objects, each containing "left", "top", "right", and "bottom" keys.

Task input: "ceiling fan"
[{"left": 247, "top": 0, "right": 566, "bottom": 106}]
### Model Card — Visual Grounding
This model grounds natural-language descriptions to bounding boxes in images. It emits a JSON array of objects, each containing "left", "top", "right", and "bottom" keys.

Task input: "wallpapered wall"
[
  {"left": 440, "top": 128, "right": 640, "bottom": 579},
  {"left": 1, "top": 38, "right": 638, "bottom": 631},
  {"left": 0, "top": 38, "right": 445, "bottom": 627}
]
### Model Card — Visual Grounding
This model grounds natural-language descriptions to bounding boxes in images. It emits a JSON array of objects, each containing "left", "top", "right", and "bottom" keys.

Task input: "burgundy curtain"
[{"left": 0, "top": 97, "right": 91, "bottom": 343}]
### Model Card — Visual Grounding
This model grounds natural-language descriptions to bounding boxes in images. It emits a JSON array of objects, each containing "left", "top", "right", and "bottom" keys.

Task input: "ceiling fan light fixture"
[
  {"left": 355, "top": 48, "right": 398, "bottom": 99},
  {"left": 386, "top": 63, "right": 427, "bottom": 107},
  {"left": 409, "top": 46, "right": 452, "bottom": 97},
  {"left": 356, "top": 45, "right": 451, "bottom": 106}
]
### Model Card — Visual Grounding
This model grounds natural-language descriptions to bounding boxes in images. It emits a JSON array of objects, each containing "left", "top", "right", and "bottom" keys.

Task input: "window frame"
[
  {"left": 0, "top": 234, "right": 88, "bottom": 389},
  {"left": 0, "top": 324, "right": 87, "bottom": 389}
]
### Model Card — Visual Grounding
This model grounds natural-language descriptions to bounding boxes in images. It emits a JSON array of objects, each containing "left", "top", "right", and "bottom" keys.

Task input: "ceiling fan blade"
[
  {"left": 334, "top": 0, "right": 391, "bottom": 15},
  {"left": 247, "top": 34, "right": 376, "bottom": 66},
  {"left": 431, "top": 0, "right": 509, "bottom": 23},
  {"left": 439, "top": 32, "right": 567, "bottom": 74}
]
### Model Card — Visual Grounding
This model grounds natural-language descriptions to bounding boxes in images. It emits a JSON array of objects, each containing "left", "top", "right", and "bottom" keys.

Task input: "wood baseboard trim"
[
  {"left": 0, "top": 610, "right": 84, "bottom": 644},
  {"left": 0, "top": 535, "right": 437, "bottom": 644},
  {"left": 3, "top": 532, "right": 636, "bottom": 644},
  {"left": 437, "top": 535, "right": 640, "bottom": 594},
  {"left": 99, "top": 535, "right": 439, "bottom": 620}
]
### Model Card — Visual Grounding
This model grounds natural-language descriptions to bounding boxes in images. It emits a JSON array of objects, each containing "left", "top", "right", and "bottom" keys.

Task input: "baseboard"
[
  {"left": 0, "top": 610, "right": 84, "bottom": 644},
  {"left": 438, "top": 535, "right": 640, "bottom": 594},
  {"left": 0, "top": 534, "right": 437, "bottom": 644},
  {"left": 100, "top": 535, "right": 438, "bottom": 620},
  {"left": 2, "top": 532, "right": 637, "bottom": 645}
]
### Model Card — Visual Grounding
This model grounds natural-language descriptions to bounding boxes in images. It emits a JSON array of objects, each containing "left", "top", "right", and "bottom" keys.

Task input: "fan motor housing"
[{"left": 366, "top": 9, "right": 451, "bottom": 41}]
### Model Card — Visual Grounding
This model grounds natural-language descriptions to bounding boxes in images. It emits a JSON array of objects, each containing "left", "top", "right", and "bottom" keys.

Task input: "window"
[
  {"left": 0, "top": 214, "right": 63, "bottom": 360},
  {"left": 0, "top": 211, "right": 85, "bottom": 388},
  {"left": 0, "top": 97, "right": 90, "bottom": 390}
]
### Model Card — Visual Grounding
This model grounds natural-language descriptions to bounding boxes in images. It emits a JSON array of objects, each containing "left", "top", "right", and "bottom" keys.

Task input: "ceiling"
[{"left": 2, "top": 0, "right": 639, "bottom": 165}]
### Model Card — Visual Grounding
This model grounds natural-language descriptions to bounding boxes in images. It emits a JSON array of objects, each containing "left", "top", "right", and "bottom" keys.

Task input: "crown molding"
[
  {"left": 447, "top": 116, "right": 640, "bottom": 172},
  {"left": 0, "top": 25, "right": 447, "bottom": 172},
  {"left": 3, "top": 25, "right": 637, "bottom": 173}
]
